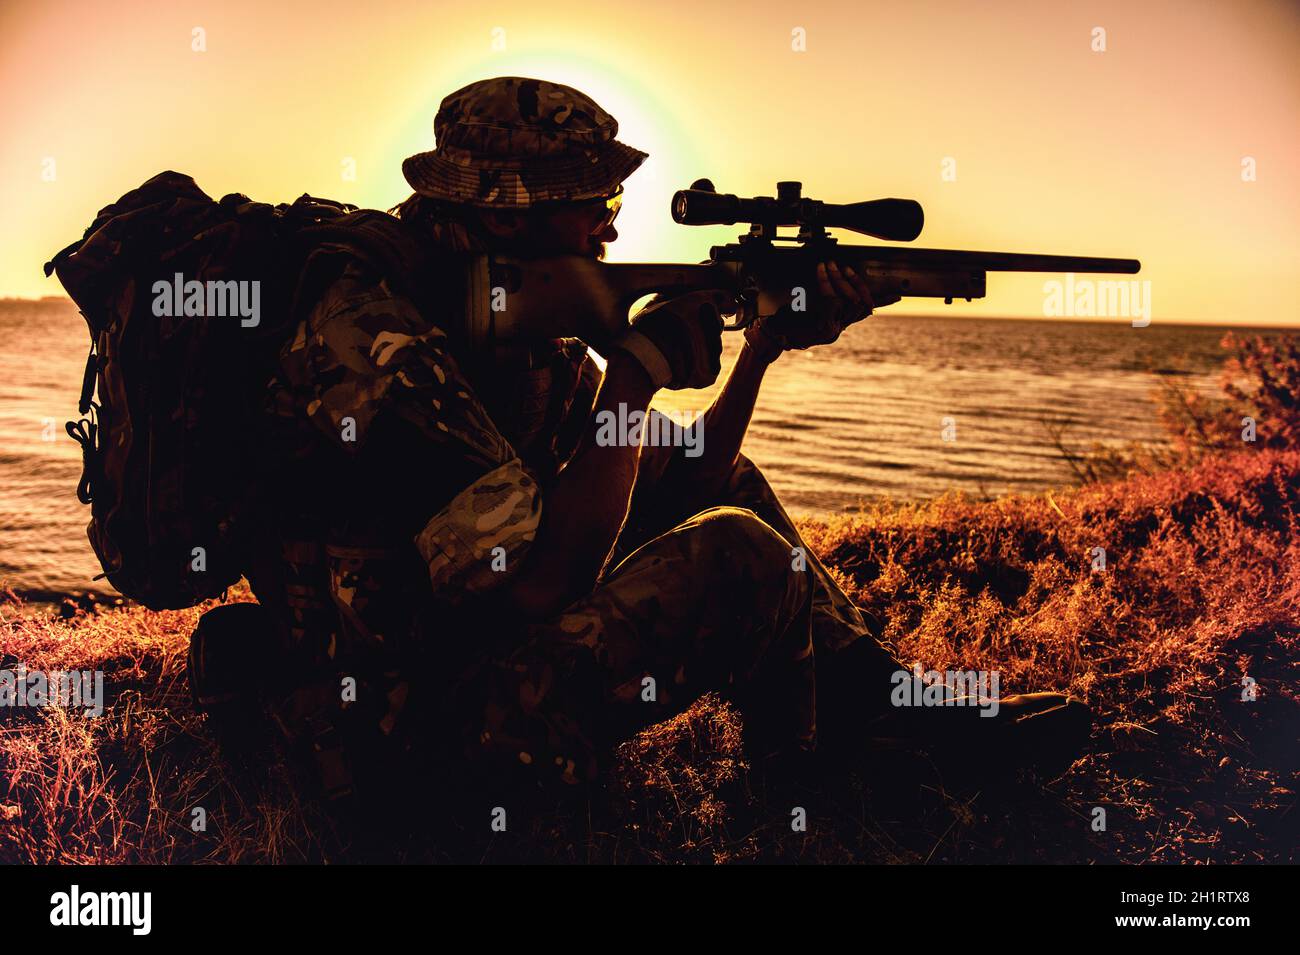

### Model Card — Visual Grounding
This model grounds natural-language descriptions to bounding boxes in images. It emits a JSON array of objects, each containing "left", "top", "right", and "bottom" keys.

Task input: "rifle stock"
[{"left": 463, "top": 256, "right": 734, "bottom": 351}]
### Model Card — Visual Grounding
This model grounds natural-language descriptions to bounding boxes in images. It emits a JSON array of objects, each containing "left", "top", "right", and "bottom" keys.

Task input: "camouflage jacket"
[{"left": 245, "top": 241, "right": 600, "bottom": 676}]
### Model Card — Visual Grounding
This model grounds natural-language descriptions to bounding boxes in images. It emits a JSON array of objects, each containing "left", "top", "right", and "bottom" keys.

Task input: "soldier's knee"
[
  {"left": 683, "top": 506, "right": 809, "bottom": 596},
  {"left": 686, "top": 505, "right": 773, "bottom": 548}
]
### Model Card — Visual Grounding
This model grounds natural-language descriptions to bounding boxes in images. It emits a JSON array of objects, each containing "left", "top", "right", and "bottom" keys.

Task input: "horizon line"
[{"left": 3, "top": 295, "right": 1296, "bottom": 332}]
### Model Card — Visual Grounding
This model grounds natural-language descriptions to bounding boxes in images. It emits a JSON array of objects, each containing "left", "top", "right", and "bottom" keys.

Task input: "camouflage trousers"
[{"left": 451, "top": 455, "right": 900, "bottom": 787}]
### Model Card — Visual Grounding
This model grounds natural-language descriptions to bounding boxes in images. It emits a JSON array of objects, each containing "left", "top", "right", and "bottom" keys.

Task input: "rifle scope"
[{"left": 671, "top": 180, "right": 924, "bottom": 242}]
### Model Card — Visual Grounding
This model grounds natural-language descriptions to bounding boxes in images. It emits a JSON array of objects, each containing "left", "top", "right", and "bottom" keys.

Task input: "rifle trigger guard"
[
  {"left": 723, "top": 285, "right": 760, "bottom": 330},
  {"left": 722, "top": 306, "right": 754, "bottom": 331}
]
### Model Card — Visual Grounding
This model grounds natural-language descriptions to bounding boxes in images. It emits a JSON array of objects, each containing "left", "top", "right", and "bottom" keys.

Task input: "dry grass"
[
  {"left": 799, "top": 446, "right": 1300, "bottom": 863},
  {"left": 2, "top": 445, "right": 1296, "bottom": 864},
  {"left": 0, "top": 598, "right": 348, "bottom": 863}
]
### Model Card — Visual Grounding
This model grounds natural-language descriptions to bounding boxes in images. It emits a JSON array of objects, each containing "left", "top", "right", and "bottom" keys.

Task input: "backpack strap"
[{"left": 288, "top": 211, "right": 451, "bottom": 330}]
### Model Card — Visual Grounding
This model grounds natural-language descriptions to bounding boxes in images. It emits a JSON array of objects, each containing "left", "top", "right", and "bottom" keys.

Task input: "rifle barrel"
[{"left": 845, "top": 245, "right": 1140, "bottom": 274}]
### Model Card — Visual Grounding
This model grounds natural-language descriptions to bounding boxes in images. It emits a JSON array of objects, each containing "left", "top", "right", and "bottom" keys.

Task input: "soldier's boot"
[
  {"left": 818, "top": 639, "right": 1093, "bottom": 778},
  {"left": 933, "top": 692, "right": 1094, "bottom": 779},
  {"left": 188, "top": 602, "right": 284, "bottom": 760},
  {"left": 911, "top": 692, "right": 1093, "bottom": 780}
]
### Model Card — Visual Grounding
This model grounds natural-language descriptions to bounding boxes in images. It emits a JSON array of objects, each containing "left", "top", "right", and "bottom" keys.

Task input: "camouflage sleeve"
[
  {"left": 414, "top": 458, "right": 542, "bottom": 599},
  {"left": 283, "top": 261, "right": 542, "bottom": 596},
  {"left": 281, "top": 260, "right": 515, "bottom": 470}
]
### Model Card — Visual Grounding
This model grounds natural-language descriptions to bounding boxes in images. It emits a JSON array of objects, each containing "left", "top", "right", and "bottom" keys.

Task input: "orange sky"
[{"left": 2, "top": 0, "right": 1297, "bottom": 324}]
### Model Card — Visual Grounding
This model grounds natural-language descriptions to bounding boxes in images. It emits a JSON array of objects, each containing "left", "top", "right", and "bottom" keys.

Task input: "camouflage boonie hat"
[{"left": 402, "top": 76, "right": 648, "bottom": 209}]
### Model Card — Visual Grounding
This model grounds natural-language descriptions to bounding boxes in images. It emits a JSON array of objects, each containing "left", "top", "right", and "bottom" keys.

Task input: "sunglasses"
[{"left": 588, "top": 186, "right": 623, "bottom": 236}]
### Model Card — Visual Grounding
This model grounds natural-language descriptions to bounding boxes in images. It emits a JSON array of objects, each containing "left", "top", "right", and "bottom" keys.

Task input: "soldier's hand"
[
  {"left": 613, "top": 290, "right": 731, "bottom": 390},
  {"left": 747, "top": 261, "right": 900, "bottom": 356}
]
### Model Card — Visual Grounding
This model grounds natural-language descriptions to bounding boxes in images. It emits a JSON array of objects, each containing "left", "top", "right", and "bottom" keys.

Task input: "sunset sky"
[{"left": 1, "top": 0, "right": 1296, "bottom": 324}]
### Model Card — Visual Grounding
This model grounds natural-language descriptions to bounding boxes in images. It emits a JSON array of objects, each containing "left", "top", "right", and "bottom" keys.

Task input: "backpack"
[{"left": 46, "top": 171, "right": 433, "bottom": 610}]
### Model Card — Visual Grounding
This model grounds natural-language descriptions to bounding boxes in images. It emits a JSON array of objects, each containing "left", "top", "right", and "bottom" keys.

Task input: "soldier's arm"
[
  {"left": 501, "top": 350, "right": 656, "bottom": 618},
  {"left": 648, "top": 261, "right": 881, "bottom": 504},
  {"left": 618, "top": 338, "right": 773, "bottom": 512},
  {"left": 679, "top": 335, "right": 774, "bottom": 496},
  {"left": 558, "top": 358, "right": 678, "bottom": 502}
]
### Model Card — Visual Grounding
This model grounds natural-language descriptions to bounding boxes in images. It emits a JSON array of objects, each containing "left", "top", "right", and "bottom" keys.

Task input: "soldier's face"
[
  {"left": 474, "top": 192, "right": 620, "bottom": 259},
  {"left": 534, "top": 198, "right": 619, "bottom": 260}
]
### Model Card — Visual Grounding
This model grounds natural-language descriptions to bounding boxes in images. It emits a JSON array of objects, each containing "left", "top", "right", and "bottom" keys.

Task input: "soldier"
[{"left": 240, "top": 76, "right": 1089, "bottom": 801}]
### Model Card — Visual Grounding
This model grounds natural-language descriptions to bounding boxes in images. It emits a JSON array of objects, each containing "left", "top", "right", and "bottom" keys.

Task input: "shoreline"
[{"left": 8, "top": 295, "right": 1300, "bottom": 331}]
